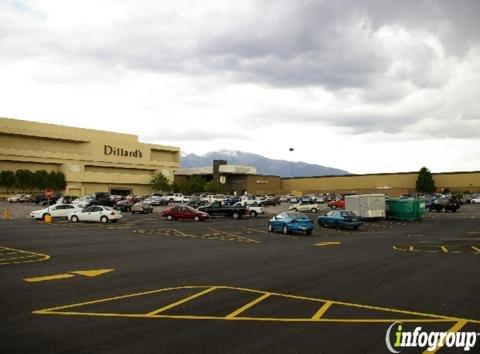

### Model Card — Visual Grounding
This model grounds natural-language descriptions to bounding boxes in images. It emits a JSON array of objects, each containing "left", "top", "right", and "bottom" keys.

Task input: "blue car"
[
  {"left": 268, "top": 212, "right": 315, "bottom": 235},
  {"left": 318, "top": 210, "right": 362, "bottom": 230}
]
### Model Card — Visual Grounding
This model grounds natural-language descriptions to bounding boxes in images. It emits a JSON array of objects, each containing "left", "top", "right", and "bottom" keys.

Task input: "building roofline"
[{"left": 281, "top": 170, "right": 480, "bottom": 180}]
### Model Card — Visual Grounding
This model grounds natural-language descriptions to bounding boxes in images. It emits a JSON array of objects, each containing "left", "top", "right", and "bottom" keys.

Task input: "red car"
[
  {"left": 161, "top": 206, "right": 209, "bottom": 222},
  {"left": 328, "top": 197, "right": 345, "bottom": 209}
]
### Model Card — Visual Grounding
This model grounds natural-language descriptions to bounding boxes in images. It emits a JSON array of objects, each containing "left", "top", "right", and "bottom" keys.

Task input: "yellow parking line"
[
  {"left": 241, "top": 227, "right": 268, "bottom": 234},
  {"left": 440, "top": 246, "right": 449, "bottom": 253},
  {"left": 471, "top": 246, "right": 480, "bottom": 253},
  {"left": 226, "top": 293, "right": 271, "bottom": 319},
  {"left": 24, "top": 274, "right": 76, "bottom": 282},
  {"left": 422, "top": 320, "right": 468, "bottom": 354},
  {"left": 146, "top": 287, "right": 218, "bottom": 316},
  {"left": 172, "top": 229, "right": 187, "bottom": 237},
  {"left": 0, "top": 254, "right": 43, "bottom": 262},
  {"left": 208, "top": 228, "right": 260, "bottom": 244},
  {"left": 32, "top": 311, "right": 460, "bottom": 324},
  {"left": 33, "top": 285, "right": 479, "bottom": 324},
  {"left": 311, "top": 301, "right": 333, "bottom": 320},
  {"left": 0, "top": 245, "right": 50, "bottom": 265}
]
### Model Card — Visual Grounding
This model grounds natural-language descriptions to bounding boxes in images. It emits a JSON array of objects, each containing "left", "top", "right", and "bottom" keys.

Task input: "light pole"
[{"left": 289, "top": 147, "right": 294, "bottom": 179}]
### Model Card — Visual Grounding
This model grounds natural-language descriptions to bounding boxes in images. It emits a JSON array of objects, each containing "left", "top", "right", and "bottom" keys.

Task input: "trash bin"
[{"left": 386, "top": 198, "right": 426, "bottom": 221}]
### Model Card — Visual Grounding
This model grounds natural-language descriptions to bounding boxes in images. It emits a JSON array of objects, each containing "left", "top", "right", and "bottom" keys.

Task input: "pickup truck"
[
  {"left": 233, "top": 202, "right": 263, "bottom": 217},
  {"left": 198, "top": 201, "right": 247, "bottom": 219}
]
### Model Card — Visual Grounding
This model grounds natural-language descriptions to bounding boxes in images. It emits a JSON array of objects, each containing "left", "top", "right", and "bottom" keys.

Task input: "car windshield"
[
  {"left": 341, "top": 211, "right": 356, "bottom": 217},
  {"left": 286, "top": 212, "right": 308, "bottom": 220}
]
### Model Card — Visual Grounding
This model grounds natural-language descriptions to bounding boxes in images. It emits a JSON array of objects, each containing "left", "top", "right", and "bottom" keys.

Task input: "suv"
[
  {"left": 427, "top": 198, "right": 460, "bottom": 213},
  {"left": 289, "top": 200, "right": 321, "bottom": 213}
]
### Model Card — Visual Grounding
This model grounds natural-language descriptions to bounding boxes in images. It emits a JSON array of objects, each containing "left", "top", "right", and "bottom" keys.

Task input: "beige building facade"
[
  {"left": 0, "top": 117, "right": 179, "bottom": 196},
  {"left": 281, "top": 171, "right": 480, "bottom": 197}
]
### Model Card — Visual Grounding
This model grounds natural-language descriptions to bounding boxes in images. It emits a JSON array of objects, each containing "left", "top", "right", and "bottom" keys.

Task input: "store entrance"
[{"left": 110, "top": 189, "right": 131, "bottom": 196}]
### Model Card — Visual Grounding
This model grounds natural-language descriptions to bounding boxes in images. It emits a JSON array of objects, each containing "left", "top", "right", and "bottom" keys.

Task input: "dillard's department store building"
[{"left": 0, "top": 117, "right": 180, "bottom": 196}]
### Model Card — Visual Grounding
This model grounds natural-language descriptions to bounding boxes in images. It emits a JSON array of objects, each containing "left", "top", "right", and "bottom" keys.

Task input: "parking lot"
[{"left": 1, "top": 201, "right": 479, "bottom": 353}]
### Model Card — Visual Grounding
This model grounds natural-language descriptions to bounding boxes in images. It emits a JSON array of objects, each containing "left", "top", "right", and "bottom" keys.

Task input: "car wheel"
[
  {"left": 194, "top": 216, "right": 200, "bottom": 222},
  {"left": 42, "top": 213, "right": 50, "bottom": 221},
  {"left": 306, "top": 230, "right": 312, "bottom": 236},
  {"left": 331, "top": 205, "right": 337, "bottom": 209},
  {"left": 319, "top": 221, "right": 326, "bottom": 228},
  {"left": 282, "top": 225, "right": 288, "bottom": 235},
  {"left": 268, "top": 223, "right": 273, "bottom": 232},
  {"left": 250, "top": 211, "right": 257, "bottom": 218},
  {"left": 291, "top": 208, "right": 297, "bottom": 212},
  {"left": 100, "top": 216, "right": 108, "bottom": 223},
  {"left": 353, "top": 225, "right": 359, "bottom": 230},
  {"left": 232, "top": 211, "right": 240, "bottom": 219},
  {"left": 442, "top": 207, "right": 446, "bottom": 213},
  {"left": 311, "top": 208, "right": 317, "bottom": 213},
  {"left": 71, "top": 215, "right": 79, "bottom": 223},
  {"left": 167, "top": 215, "right": 173, "bottom": 221}
]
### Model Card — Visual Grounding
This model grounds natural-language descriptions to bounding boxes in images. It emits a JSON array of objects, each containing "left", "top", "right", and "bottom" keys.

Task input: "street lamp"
[{"left": 289, "top": 147, "right": 294, "bottom": 179}]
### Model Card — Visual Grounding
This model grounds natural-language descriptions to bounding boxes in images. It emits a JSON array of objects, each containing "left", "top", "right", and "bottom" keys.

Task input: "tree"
[
  {"left": 189, "top": 175, "right": 206, "bottom": 193},
  {"left": 172, "top": 180, "right": 192, "bottom": 194},
  {"left": 46, "top": 171, "right": 66, "bottom": 192},
  {"left": 416, "top": 167, "right": 436, "bottom": 194},
  {"left": 33, "top": 170, "right": 49, "bottom": 190},
  {"left": 203, "top": 181, "right": 220, "bottom": 193},
  {"left": 54, "top": 171, "right": 66, "bottom": 191},
  {"left": 15, "top": 169, "right": 33, "bottom": 192},
  {"left": 151, "top": 173, "right": 171, "bottom": 192},
  {"left": 0, "top": 170, "right": 16, "bottom": 192}
]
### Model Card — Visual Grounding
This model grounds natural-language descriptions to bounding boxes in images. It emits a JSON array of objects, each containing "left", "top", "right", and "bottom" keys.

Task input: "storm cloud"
[{"left": 0, "top": 0, "right": 479, "bottom": 172}]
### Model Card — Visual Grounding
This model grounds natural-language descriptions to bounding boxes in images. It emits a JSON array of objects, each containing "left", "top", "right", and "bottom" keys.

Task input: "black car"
[
  {"left": 33, "top": 194, "right": 48, "bottom": 204},
  {"left": 88, "top": 192, "right": 116, "bottom": 207},
  {"left": 113, "top": 199, "right": 139, "bottom": 212},
  {"left": 262, "top": 196, "right": 279, "bottom": 206},
  {"left": 427, "top": 198, "right": 460, "bottom": 212}
]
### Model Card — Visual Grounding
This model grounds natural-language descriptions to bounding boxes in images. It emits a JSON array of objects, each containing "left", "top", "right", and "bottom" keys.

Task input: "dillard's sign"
[{"left": 104, "top": 145, "right": 143, "bottom": 158}]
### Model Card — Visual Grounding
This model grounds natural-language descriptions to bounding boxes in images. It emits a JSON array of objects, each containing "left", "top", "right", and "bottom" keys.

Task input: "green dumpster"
[{"left": 386, "top": 198, "right": 426, "bottom": 221}]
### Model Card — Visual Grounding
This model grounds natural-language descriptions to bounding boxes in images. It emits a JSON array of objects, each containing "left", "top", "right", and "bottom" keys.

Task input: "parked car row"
[{"left": 267, "top": 209, "right": 363, "bottom": 236}]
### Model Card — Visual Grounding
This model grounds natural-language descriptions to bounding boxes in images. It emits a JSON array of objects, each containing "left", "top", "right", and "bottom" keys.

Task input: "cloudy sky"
[{"left": 1, "top": 0, "right": 479, "bottom": 174}]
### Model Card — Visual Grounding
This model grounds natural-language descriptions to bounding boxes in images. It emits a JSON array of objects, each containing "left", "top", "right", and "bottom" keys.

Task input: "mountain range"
[{"left": 180, "top": 150, "right": 349, "bottom": 178}]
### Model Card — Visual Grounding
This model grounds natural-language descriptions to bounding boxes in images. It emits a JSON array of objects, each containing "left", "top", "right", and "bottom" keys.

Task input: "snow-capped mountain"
[{"left": 181, "top": 150, "right": 349, "bottom": 178}]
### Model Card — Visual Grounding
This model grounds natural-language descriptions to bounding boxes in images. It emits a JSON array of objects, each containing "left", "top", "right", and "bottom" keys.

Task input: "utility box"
[
  {"left": 345, "top": 194, "right": 386, "bottom": 219},
  {"left": 386, "top": 198, "right": 426, "bottom": 221}
]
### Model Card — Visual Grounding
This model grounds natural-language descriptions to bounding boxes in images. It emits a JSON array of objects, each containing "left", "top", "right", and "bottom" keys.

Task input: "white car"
[
  {"left": 471, "top": 197, "right": 480, "bottom": 204},
  {"left": 166, "top": 193, "right": 184, "bottom": 202},
  {"left": 68, "top": 206, "right": 122, "bottom": 223},
  {"left": 8, "top": 194, "right": 26, "bottom": 203},
  {"left": 72, "top": 196, "right": 94, "bottom": 208},
  {"left": 180, "top": 195, "right": 191, "bottom": 203},
  {"left": 202, "top": 194, "right": 225, "bottom": 203},
  {"left": 30, "top": 204, "right": 82, "bottom": 220}
]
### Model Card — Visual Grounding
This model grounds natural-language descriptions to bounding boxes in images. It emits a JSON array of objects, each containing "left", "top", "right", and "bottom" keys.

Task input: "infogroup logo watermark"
[{"left": 385, "top": 322, "right": 479, "bottom": 352}]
